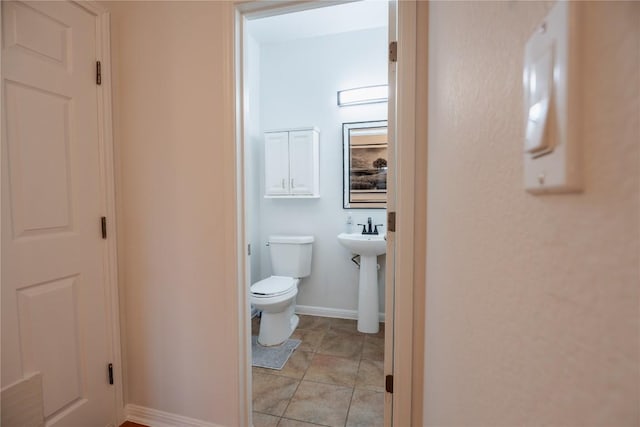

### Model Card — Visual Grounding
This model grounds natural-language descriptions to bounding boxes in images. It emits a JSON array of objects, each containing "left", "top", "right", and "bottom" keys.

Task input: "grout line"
[
  {"left": 278, "top": 364, "right": 305, "bottom": 420},
  {"left": 344, "top": 332, "right": 366, "bottom": 426},
  {"left": 344, "top": 379, "right": 357, "bottom": 427}
]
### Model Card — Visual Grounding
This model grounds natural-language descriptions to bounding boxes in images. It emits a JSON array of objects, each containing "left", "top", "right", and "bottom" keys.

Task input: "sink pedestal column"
[
  {"left": 337, "top": 232, "right": 385, "bottom": 335},
  {"left": 357, "top": 255, "right": 379, "bottom": 333}
]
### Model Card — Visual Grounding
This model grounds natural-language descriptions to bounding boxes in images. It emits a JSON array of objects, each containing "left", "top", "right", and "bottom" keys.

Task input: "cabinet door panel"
[
  {"left": 289, "top": 131, "right": 315, "bottom": 195},
  {"left": 264, "top": 132, "right": 289, "bottom": 195}
]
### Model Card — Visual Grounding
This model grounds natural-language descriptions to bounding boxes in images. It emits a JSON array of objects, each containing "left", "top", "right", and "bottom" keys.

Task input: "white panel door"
[
  {"left": 264, "top": 131, "right": 290, "bottom": 195},
  {"left": 1, "top": 1, "right": 115, "bottom": 426},
  {"left": 288, "top": 130, "right": 314, "bottom": 195}
]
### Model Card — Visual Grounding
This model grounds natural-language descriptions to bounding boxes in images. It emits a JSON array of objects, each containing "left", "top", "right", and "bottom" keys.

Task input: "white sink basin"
[{"left": 337, "top": 232, "right": 387, "bottom": 256}]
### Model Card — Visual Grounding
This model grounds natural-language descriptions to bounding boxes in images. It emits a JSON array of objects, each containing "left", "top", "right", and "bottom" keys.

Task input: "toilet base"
[{"left": 258, "top": 307, "right": 299, "bottom": 346}]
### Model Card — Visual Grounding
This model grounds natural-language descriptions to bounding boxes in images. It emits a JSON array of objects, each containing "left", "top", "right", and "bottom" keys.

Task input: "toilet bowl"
[
  {"left": 250, "top": 235, "right": 313, "bottom": 346},
  {"left": 250, "top": 276, "right": 300, "bottom": 346}
]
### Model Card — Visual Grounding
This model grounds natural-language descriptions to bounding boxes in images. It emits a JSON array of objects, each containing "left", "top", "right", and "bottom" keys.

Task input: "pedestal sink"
[{"left": 337, "top": 232, "right": 386, "bottom": 333}]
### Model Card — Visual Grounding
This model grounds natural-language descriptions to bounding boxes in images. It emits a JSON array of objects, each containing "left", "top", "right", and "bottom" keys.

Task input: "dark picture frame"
[{"left": 342, "top": 120, "right": 388, "bottom": 209}]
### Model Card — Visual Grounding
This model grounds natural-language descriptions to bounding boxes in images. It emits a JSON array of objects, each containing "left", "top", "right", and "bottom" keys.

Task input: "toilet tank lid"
[{"left": 268, "top": 235, "right": 314, "bottom": 244}]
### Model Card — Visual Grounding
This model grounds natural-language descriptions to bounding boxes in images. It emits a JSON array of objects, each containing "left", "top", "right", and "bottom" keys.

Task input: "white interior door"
[{"left": 1, "top": 1, "right": 116, "bottom": 426}]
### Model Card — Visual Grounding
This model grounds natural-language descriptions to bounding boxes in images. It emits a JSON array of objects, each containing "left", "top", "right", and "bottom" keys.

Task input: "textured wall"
[
  {"left": 425, "top": 1, "right": 639, "bottom": 425},
  {"left": 109, "top": 2, "right": 239, "bottom": 425}
]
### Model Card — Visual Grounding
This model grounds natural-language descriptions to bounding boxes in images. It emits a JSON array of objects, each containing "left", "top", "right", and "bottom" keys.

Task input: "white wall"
[
  {"left": 109, "top": 2, "right": 240, "bottom": 425},
  {"left": 252, "top": 27, "right": 389, "bottom": 316},
  {"left": 425, "top": 1, "right": 639, "bottom": 425},
  {"left": 246, "top": 34, "right": 262, "bottom": 286}
]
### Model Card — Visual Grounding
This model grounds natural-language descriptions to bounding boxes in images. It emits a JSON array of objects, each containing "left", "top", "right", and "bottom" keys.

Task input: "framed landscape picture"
[{"left": 343, "top": 120, "right": 388, "bottom": 209}]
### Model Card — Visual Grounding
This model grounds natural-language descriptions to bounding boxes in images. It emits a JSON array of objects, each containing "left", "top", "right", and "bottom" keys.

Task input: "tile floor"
[{"left": 252, "top": 314, "right": 385, "bottom": 427}]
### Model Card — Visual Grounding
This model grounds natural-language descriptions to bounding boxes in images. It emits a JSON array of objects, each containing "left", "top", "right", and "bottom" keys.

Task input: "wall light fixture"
[{"left": 337, "top": 85, "right": 388, "bottom": 107}]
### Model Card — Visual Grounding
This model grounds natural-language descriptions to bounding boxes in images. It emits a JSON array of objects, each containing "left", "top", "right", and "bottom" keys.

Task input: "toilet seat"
[{"left": 250, "top": 276, "right": 298, "bottom": 298}]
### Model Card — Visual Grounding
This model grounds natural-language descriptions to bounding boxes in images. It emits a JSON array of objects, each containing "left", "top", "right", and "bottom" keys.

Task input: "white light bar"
[{"left": 337, "top": 85, "right": 388, "bottom": 107}]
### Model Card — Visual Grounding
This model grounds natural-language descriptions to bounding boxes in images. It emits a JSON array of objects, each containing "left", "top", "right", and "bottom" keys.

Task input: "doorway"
[{"left": 233, "top": 1, "right": 418, "bottom": 426}]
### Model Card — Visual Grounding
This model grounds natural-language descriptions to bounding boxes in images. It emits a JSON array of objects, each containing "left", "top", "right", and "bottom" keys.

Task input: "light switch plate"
[{"left": 523, "top": 1, "right": 582, "bottom": 194}]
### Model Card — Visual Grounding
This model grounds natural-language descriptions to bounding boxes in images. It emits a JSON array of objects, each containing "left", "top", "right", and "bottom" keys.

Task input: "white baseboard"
[
  {"left": 125, "top": 404, "right": 224, "bottom": 427},
  {"left": 295, "top": 305, "right": 385, "bottom": 322}
]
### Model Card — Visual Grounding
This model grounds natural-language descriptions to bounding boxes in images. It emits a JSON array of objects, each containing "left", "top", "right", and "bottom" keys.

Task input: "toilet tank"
[{"left": 268, "top": 235, "right": 314, "bottom": 278}]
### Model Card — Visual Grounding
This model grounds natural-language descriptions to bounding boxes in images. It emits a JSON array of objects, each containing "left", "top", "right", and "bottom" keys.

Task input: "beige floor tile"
[
  {"left": 283, "top": 381, "right": 353, "bottom": 427},
  {"left": 253, "top": 411, "right": 280, "bottom": 427},
  {"left": 362, "top": 336, "right": 384, "bottom": 361},
  {"left": 356, "top": 359, "right": 384, "bottom": 392},
  {"left": 297, "top": 315, "right": 331, "bottom": 331},
  {"left": 346, "top": 388, "right": 384, "bottom": 427},
  {"left": 278, "top": 418, "right": 326, "bottom": 427},
  {"left": 253, "top": 365, "right": 274, "bottom": 376},
  {"left": 329, "top": 318, "right": 359, "bottom": 334},
  {"left": 253, "top": 350, "right": 313, "bottom": 379},
  {"left": 278, "top": 350, "right": 314, "bottom": 379},
  {"left": 303, "top": 354, "right": 359, "bottom": 387},
  {"left": 252, "top": 372, "right": 300, "bottom": 416},
  {"left": 317, "top": 329, "right": 364, "bottom": 359},
  {"left": 253, "top": 316, "right": 387, "bottom": 427},
  {"left": 291, "top": 329, "right": 326, "bottom": 352}
]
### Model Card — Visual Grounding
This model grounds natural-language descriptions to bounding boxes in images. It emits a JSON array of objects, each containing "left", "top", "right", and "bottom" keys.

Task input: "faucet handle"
[
  {"left": 357, "top": 223, "right": 367, "bottom": 234},
  {"left": 373, "top": 224, "right": 384, "bottom": 234}
]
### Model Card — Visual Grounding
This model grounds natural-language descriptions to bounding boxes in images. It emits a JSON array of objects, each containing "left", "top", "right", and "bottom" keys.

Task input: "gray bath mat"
[{"left": 251, "top": 336, "right": 301, "bottom": 370}]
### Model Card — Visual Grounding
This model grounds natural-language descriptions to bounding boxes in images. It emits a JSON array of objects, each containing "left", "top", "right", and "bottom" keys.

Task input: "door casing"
[{"left": 232, "top": 2, "right": 419, "bottom": 425}]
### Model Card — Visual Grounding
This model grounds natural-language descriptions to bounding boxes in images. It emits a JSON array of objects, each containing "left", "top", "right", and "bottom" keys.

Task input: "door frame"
[
  {"left": 232, "top": 1, "right": 419, "bottom": 425},
  {"left": 0, "top": 1, "right": 124, "bottom": 424},
  {"left": 388, "top": 2, "right": 418, "bottom": 425},
  {"left": 84, "top": 3, "right": 125, "bottom": 423}
]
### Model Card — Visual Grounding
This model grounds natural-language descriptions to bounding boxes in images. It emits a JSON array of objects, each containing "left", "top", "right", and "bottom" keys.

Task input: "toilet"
[{"left": 251, "top": 235, "right": 314, "bottom": 346}]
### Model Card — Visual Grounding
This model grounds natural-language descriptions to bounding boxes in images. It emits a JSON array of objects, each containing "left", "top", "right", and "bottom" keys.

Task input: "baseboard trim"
[
  {"left": 125, "top": 404, "right": 224, "bottom": 427},
  {"left": 295, "top": 305, "right": 385, "bottom": 322}
]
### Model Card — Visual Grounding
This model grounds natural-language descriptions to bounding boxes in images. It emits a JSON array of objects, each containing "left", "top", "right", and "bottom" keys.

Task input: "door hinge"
[
  {"left": 389, "top": 41, "right": 398, "bottom": 63},
  {"left": 96, "top": 61, "right": 102, "bottom": 85},
  {"left": 248, "top": 244, "right": 251, "bottom": 256},
  {"left": 388, "top": 211, "right": 396, "bottom": 232},
  {"left": 108, "top": 363, "right": 114, "bottom": 385},
  {"left": 101, "top": 216, "right": 107, "bottom": 239},
  {"left": 385, "top": 374, "right": 394, "bottom": 393}
]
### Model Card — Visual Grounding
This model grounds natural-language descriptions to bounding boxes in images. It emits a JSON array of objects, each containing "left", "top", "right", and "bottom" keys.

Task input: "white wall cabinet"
[{"left": 264, "top": 128, "right": 319, "bottom": 198}]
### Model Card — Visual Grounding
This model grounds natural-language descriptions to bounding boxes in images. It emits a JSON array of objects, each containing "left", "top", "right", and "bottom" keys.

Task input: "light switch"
[
  {"left": 524, "top": 48, "right": 554, "bottom": 155},
  {"left": 523, "top": 1, "right": 582, "bottom": 193}
]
